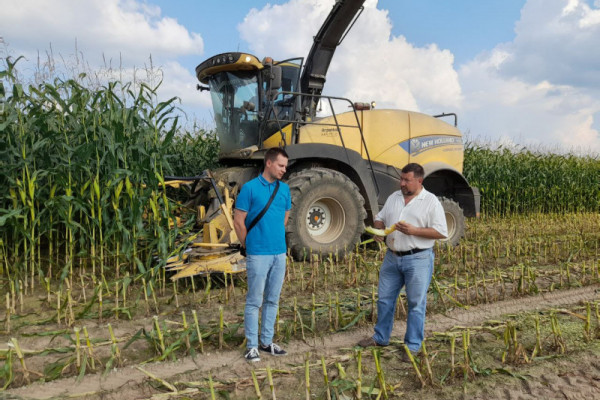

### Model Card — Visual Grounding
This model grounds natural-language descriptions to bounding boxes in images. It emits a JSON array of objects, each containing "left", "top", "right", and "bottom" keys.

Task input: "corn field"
[
  {"left": 0, "top": 211, "right": 598, "bottom": 397},
  {"left": 0, "top": 57, "right": 203, "bottom": 285},
  {"left": 464, "top": 143, "right": 600, "bottom": 216}
]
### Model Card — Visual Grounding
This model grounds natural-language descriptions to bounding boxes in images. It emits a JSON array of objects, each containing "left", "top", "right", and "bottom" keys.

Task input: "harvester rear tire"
[
  {"left": 286, "top": 168, "right": 366, "bottom": 260},
  {"left": 439, "top": 197, "right": 465, "bottom": 246}
]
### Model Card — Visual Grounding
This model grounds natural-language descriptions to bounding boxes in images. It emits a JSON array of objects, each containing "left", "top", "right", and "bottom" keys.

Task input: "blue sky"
[{"left": 2, "top": 0, "right": 600, "bottom": 154}]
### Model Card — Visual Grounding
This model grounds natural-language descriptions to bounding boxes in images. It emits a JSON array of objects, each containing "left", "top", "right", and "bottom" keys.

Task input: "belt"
[{"left": 390, "top": 248, "right": 429, "bottom": 257}]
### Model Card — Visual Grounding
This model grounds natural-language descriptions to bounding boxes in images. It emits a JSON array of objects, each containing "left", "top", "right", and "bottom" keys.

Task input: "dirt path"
[{"left": 6, "top": 284, "right": 600, "bottom": 400}]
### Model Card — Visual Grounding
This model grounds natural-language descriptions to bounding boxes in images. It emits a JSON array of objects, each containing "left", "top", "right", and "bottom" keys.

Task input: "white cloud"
[
  {"left": 457, "top": 0, "right": 600, "bottom": 154},
  {"left": 158, "top": 61, "right": 214, "bottom": 126},
  {"left": 459, "top": 54, "right": 600, "bottom": 153},
  {"left": 238, "top": 0, "right": 461, "bottom": 114},
  {"left": 1, "top": 0, "right": 203, "bottom": 66},
  {"left": 1, "top": 0, "right": 207, "bottom": 126},
  {"left": 500, "top": 0, "right": 600, "bottom": 88}
]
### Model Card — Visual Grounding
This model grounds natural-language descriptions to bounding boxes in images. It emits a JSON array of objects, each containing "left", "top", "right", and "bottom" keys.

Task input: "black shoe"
[
  {"left": 244, "top": 347, "right": 261, "bottom": 362},
  {"left": 357, "top": 337, "right": 387, "bottom": 347},
  {"left": 399, "top": 349, "right": 418, "bottom": 363},
  {"left": 259, "top": 343, "right": 287, "bottom": 356}
]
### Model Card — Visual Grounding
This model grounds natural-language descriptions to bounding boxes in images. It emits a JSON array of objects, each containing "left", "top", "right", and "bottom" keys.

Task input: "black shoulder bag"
[{"left": 240, "top": 180, "right": 280, "bottom": 257}]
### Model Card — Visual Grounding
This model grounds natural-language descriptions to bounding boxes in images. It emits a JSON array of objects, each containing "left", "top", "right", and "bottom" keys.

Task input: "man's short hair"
[
  {"left": 264, "top": 147, "right": 289, "bottom": 164},
  {"left": 401, "top": 163, "right": 424, "bottom": 179}
]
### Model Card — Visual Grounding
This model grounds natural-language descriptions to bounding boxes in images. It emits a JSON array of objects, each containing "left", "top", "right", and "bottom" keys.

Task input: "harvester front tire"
[
  {"left": 286, "top": 168, "right": 366, "bottom": 260},
  {"left": 439, "top": 197, "right": 465, "bottom": 246}
]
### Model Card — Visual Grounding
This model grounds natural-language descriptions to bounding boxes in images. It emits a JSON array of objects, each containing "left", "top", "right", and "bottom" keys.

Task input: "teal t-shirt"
[{"left": 235, "top": 175, "right": 291, "bottom": 255}]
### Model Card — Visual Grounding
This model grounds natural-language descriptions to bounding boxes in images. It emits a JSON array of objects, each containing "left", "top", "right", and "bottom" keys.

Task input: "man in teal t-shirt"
[{"left": 234, "top": 147, "right": 291, "bottom": 362}]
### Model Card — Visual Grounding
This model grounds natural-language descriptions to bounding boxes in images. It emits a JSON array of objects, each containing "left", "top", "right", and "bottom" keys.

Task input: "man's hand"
[
  {"left": 395, "top": 221, "right": 446, "bottom": 240},
  {"left": 395, "top": 221, "right": 416, "bottom": 235},
  {"left": 373, "top": 220, "right": 387, "bottom": 242},
  {"left": 233, "top": 209, "right": 248, "bottom": 247}
]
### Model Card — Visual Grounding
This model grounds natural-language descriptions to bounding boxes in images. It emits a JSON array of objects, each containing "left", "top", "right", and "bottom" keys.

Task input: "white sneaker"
[
  {"left": 244, "top": 347, "right": 260, "bottom": 362},
  {"left": 259, "top": 343, "right": 287, "bottom": 356}
]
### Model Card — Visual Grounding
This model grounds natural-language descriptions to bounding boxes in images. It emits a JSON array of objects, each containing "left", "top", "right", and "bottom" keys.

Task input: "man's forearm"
[
  {"left": 234, "top": 224, "right": 247, "bottom": 247},
  {"left": 233, "top": 211, "right": 248, "bottom": 247},
  {"left": 412, "top": 227, "right": 446, "bottom": 240}
]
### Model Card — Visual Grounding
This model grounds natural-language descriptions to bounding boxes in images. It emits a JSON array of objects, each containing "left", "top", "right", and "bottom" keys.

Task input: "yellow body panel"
[
  {"left": 197, "top": 53, "right": 263, "bottom": 83},
  {"left": 360, "top": 110, "right": 410, "bottom": 168},
  {"left": 298, "top": 112, "right": 363, "bottom": 152},
  {"left": 297, "top": 109, "right": 464, "bottom": 172},
  {"left": 406, "top": 112, "right": 464, "bottom": 172},
  {"left": 263, "top": 124, "right": 294, "bottom": 148}
]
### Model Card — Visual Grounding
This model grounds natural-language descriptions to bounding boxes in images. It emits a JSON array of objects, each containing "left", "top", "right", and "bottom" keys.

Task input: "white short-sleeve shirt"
[{"left": 374, "top": 188, "right": 448, "bottom": 252}]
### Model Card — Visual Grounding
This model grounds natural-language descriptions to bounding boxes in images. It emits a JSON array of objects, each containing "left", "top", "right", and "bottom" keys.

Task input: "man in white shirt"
[{"left": 358, "top": 163, "right": 447, "bottom": 359}]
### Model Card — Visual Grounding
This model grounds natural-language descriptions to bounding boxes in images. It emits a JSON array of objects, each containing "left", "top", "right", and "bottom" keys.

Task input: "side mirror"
[{"left": 269, "top": 66, "right": 282, "bottom": 91}]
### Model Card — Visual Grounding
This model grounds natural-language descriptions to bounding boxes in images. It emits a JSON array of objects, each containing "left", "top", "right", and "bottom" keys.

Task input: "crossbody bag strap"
[{"left": 246, "top": 180, "right": 280, "bottom": 233}]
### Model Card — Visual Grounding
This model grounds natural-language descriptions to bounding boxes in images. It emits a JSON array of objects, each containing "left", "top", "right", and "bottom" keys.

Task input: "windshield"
[{"left": 208, "top": 71, "right": 260, "bottom": 154}]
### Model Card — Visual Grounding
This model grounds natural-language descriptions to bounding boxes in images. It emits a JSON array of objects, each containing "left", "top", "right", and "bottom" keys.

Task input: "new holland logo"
[{"left": 400, "top": 135, "right": 463, "bottom": 155}]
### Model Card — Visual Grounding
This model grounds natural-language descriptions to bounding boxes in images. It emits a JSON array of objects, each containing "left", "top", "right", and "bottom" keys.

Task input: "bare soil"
[{"left": 5, "top": 284, "right": 599, "bottom": 399}]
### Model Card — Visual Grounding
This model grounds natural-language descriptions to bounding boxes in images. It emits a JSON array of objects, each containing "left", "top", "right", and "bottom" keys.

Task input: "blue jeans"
[
  {"left": 373, "top": 249, "right": 434, "bottom": 352},
  {"left": 244, "top": 253, "right": 287, "bottom": 349}
]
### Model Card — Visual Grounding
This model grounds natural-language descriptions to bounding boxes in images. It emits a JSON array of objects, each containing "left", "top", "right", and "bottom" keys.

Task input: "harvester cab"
[{"left": 163, "top": 56, "right": 302, "bottom": 279}]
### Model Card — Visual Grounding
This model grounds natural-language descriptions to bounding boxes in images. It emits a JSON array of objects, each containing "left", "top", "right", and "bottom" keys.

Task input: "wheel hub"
[
  {"left": 305, "top": 199, "right": 344, "bottom": 241},
  {"left": 308, "top": 208, "right": 326, "bottom": 230}
]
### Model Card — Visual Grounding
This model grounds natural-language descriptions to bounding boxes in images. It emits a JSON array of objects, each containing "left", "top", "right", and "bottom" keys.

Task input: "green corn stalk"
[
  {"left": 56, "top": 288, "right": 62, "bottom": 325},
  {"left": 173, "top": 281, "right": 179, "bottom": 309},
  {"left": 321, "top": 356, "right": 332, "bottom": 400},
  {"left": 181, "top": 311, "right": 191, "bottom": 352},
  {"left": 208, "top": 375, "right": 216, "bottom": 400},
  {"left": 355, "top": 349, "right": 362, "bottom": 399},
  {"left": 114, "top": 281, "right": 119, "bottom": 320},
  {"left": 83, "top": 326, "right": 96, "bottom": 371},
  {"left": 10, "top": 338, "right": 29, "bottom": 384},
  {"left": 192, "top": 310, "right": 204, "bottom": 353},
  {"left": 371, "top": 284, "right": 376, "bottom": 322},
  {"left": 296, "top": 302, "right": 306, "bottom": 341},
  {"left": 267, "top": 364, "right": 276, "bottom": 400},
  {"left": 450, "top": 334, "right": 456, "bottom": 379},
  {"left": 153, "top": 316, "right": 165, "bottom": 354},
  {"left": 1, "top": 346, "right": 14, "bottom": 390},
  {"left": 304, "top": 354, "right": 311, "bottom": 400},
  {"left": 97, "top": 285, "right": 103, "bottom": 322},
  {"left": 372, "top": 349, "right": 388, "bottom": 398},
  {"left": 219, "top": 306, "right": 224, "bottom": 350},
  {"left": 584, "top": 302, "right": 592, "bottom": 342},
  {"left": 550, "top": 312, "right": 566, "bottom": 354},
  {"left": 142, "top": 277, "right": 150, "bottom": 315},
  {"left": 252, "top": 369, "right": 263, "bottom": 399},
  {"left": 5, "top": 293, "right": 10, "bottom": 334},
  {"left": 149, "top": 280, "right": 159, "bottom": 314},
  {"left": 328, "top": 293, "right": 333, "bottom": 331},
  {"left": 462, "top": 330, "right": 475, "bottom": 381},
  {"left": 293, "top": 297, "right": 299, "bottom": 334},
  {"left": 74, "top": 327, "right": 81, "bottom": 369},
  {"left": 311, "top": 293, "right": 316, "bottom": 331},
  {"left": 421, "top": 340, "right": 436, "bottom": 386},
  {"left": 403, "top": 344, "right": 425, "bottom": 388},
  {"left": 531, "top": 316, "right": 542, "bottom": 359},
  {"left": 335, "top": 292, "right": 341, "bottom": 330}
]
